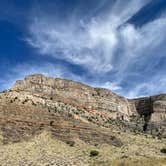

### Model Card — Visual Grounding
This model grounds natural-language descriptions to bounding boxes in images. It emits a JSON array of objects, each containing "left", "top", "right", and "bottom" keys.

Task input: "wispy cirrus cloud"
[
  {"left": 25, "top": 0, "right": 166, "bottom": 98},
  {"left": 126, "top": 76, "right": 166, "bottom": 98},
  {"left": 27, "top": 0, "right": 151, "bottom": 74}
]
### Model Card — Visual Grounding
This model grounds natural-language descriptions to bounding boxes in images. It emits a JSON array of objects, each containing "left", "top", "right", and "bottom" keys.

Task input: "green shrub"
[{"left": 90, "top": 150, "right": 99, "bottom": 157}]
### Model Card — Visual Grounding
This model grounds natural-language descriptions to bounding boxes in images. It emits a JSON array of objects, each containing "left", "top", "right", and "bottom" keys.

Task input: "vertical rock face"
[
  {"left": 150, "top": 95, "right": 166, "bottom": 122},
  {"left": 129, "top": 95, "right": 166, "bottom": 137},
  {"left": 130, "top": 95, "right": 166, "bottom": 123},
  {"left": 152, "top": 100, "right": 166, "bottom": 122},
  {"left": 11, "top": 74, "right": 136, "bottom": 121}
]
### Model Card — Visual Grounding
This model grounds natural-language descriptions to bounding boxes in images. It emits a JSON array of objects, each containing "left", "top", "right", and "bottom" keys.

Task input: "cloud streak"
[{"left": 25, "top": 0, "right": 166, "bottom": 98}]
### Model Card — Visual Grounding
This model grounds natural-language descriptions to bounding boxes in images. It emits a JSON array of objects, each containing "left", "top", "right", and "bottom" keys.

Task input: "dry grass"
[{"left": 0, "top": 130, "right": 165, "bottom": 166}]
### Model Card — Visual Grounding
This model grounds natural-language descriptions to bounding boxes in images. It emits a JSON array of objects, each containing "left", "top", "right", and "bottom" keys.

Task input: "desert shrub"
[
  {"left": 90, "top": 150, "right": 99, "bottom": 157},
  {"left": 160, "top": 148, "right": 166, "bottom": 154},
  {"left": 49, "top": 121, "right": 54, "bottom": 126},
  {"left": 66, "top": 140, "right": 75, "bottom": 147},
  {"left": 32, "top": 101, "right": 37, "bottom": 106},
  {"left": 88, "top": 117, "right": 93, "bottom": 122},
  {"left": 94, "top": 143, "right": 98, "bottom": 147},
  {"left": 68, "top": 113, "right": 73, "bottom": 118},
  {"left": 22, "top": 99, "right": 28, "bottom": 104},
  {"left": 75, "top": 111, "right": 79, "bottom": 115}
]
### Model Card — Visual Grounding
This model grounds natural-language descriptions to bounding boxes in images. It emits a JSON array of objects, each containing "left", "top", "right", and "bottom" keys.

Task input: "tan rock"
[{"left": 11, "top": 74, "right": 136, "bottom": 121}]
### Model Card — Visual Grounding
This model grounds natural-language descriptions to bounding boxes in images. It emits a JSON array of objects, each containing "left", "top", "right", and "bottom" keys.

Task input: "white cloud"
[
  {"left": 27, "top": 0, "right": 151, "bottom": 74},
  {"left": 98, "top": 82, "right": 122, "bottom": 91},
  {"left": 25, "top": 0, "right": 166, "bottom": 97},
  {"left": 125, "top": 77, "right": 166, "bottom": 99}
]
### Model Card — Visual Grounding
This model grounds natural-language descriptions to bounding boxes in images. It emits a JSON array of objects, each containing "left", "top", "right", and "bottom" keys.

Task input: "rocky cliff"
[
  {"left": 129, "top": 94, "right": 166, "bottom": 137},
  {"left": 11, "top": 74, "right": 137, "bottom": 123},
  {"left": 0, "top": 74, "right": 165, "bottom": 143}
]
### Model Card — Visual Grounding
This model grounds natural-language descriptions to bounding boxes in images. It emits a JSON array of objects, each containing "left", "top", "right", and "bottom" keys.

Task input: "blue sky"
[{"left": 0, "top": 0, "right": 166, "bottom": 98}]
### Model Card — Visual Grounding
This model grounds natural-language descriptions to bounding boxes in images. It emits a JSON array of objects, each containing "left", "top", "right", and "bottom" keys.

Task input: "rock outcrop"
[
  {"left": 129, "top": 95, "right": 166, "bottom": 137},
  {"left": 11, "top": 74, "right": 137, "bottom": 122},
  {"left": 0, "top": 73, "right": 165, "bottom": 143},
  {"left": 0, "top": 74, "right": 126, "bottom": 146}
]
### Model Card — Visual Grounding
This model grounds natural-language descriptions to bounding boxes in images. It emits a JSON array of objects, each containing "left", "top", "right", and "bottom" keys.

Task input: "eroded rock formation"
[
  {"left": 0, "top": 74, "right": 165, "bottom": 144},
  {"left": 129, "top": 95, "right": 166, "bottom": 137},
  {"left": 11, "top": 74, "right": 137, "bottom": 122}
]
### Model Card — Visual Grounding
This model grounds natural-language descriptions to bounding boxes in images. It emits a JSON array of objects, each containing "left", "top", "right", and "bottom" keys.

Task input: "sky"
[{"left": 0, "top": 0, "right": 166, "bottom": 98}]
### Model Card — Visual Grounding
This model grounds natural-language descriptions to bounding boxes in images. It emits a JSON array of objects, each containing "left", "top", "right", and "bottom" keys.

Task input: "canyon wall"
[
  {"left": 129, "top": 95, "right": 166, "bottom": 137},
  {"left": 0, "top": 74, "right": 165, "bottom": 138},
  {"left": 11, "top": 74, "right": 137, "bottom": 122}
]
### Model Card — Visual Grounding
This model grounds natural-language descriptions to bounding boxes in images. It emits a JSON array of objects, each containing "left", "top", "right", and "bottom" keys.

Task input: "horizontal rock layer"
[
  {"left": 0, "top": 74, "right": 165, "bottom": 139},
  {"left": 11, "top": 74, "right": 137, "bottom": 121}
]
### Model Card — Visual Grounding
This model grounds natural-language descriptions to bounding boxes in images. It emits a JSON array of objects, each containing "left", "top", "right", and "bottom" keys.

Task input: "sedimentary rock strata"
[
  {"left": 11, "top": 74, "right": 138, "bottom": 121},
  {"left": 0, "top": 73, "right": 165, "bottom": 143}
]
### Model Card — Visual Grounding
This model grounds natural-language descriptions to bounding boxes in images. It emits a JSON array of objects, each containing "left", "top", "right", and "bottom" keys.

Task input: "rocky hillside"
[
  {"left": 0, "top": 74, "right": 165, "bottom": 140},
  {"left": 0, "top": 74, "right": 166, "bottom": 165},
  {"left": 11, "top": 74, "right": 136, "bottom": 121}
]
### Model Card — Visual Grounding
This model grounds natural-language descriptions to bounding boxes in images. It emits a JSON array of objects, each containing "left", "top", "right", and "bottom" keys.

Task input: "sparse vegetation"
[
  {"left": 66, "top": 140, "right": 75, "bottom": 147},
  {"left": 50, "top": 121, "right": 54, "bottom": 126},
  {"left": 90, "top": 150, "right": 99, "bottom": 157},
  {"left": 68, "top": 113, "right": 73, "bottom": 118},
  {"left": 88, "top": 116, "right": 94, "bottom": 122},
  {"left": 160, "top": 148, "right": 166, "bottom": 154},
  {"left": 31, "top": 101, "right": 36, "bottom": 106},
  {"left": 14, "top": 97, "right": 18, "bottom": 100},
  {"left": 0, "top": 74, "right": 166, "bottom": 165}
]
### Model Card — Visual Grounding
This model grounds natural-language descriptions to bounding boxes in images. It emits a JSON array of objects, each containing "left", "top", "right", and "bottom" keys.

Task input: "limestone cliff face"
[
  {"left": 11, "top": 74, "right": 136, "bottom": 122},
  {"left": 129, "top": 95, "right": 166, "bottom": 123},
  {"left": 129, "top": 95, "right": 166, "bottom": 137},
  {"left": 1, "top": 74, "right": 165, "bottom": 138},
  {"left": 10, "top": 74, "right": 166, "bottom": 124},
  {"left": 151, "top": 95, "right": 166, "bottom": 122}
]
